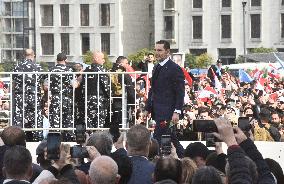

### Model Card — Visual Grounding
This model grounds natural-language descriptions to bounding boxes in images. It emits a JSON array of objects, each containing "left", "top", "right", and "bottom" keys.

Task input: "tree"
[
  {"left": 103, "top": 53, "right": 113, "bottom": 70},
  {"left": 185, "top": 53, "right": 197, "bottom": 68},
  {"left": 0, "top": 61, "right": 16, "bottom": 72},
  {"left": 128, "top": 48, "right": 154, "bottom": 70},
  {"left": 250, "top": 47, "right": 276, "bottom": 53},
  {"left": 38, "top": 61, "right": 49, "bottom": 72},
  {"left": 185, "top": 53, "right": 213, "bottom": 69},
  {"left": 82, "top": 51, "right": 93, "bottom": 65},
  {"left": 196, "top": 53, "right": 213, "bottom": 68}
]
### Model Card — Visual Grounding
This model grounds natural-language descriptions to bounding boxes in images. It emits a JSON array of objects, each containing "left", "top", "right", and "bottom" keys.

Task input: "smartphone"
[
  {"left": 75, "top": 124, "right": 86, "bottom": 144},
  {"left": 238, "top": 117, "right": 251, "bottom": 131},
  {"left": 205, "top": 133, "right": 216, "bottom": 147},
  {"left": 192, "top": 120, "right": 217, "bottom": 132},
  {"left": 160, "top": 135, "right": 171, "bottom": 156},
  {"left": 70, "top": 145, "right": 89, "bottom": 158},
  {"left": 47, "top": 133, "right": 61, "bottom": 160}
]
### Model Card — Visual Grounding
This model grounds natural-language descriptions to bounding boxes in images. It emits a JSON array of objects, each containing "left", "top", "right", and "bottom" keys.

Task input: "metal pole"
[{"left": 242, "top": 1, "right": 247, "bottom": 57}]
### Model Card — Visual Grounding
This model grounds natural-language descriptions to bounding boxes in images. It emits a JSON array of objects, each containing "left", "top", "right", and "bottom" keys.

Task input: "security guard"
[
  {"left": 13, "top": 49, "right": 43, "bottom": 141},
  {"left": 49, "top": 53, "right": 74, "bottom": 141},
  {"left": 80, "top": 51, "right": 110, "bottom": 128}
]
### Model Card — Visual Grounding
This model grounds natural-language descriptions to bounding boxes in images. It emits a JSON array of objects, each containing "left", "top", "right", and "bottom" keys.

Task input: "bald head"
[
  {"left": 93, "top": 51, "right": 105, "bottom": 65},
  {"left": 89, "top": 156, "right": 119, "bottom": 184},
  {"left": 25, "top": 49, "right": 35, "bottom": 61}
]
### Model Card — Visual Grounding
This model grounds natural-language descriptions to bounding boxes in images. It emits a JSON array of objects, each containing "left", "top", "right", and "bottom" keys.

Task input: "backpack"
[{"left": 111, "top": 69, "right": 123, "bottom": 96}]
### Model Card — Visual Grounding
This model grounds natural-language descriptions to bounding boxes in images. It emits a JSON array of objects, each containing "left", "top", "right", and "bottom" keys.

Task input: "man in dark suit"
[{"left": 145, "top": 40, "right": 185, "bottom": 157}]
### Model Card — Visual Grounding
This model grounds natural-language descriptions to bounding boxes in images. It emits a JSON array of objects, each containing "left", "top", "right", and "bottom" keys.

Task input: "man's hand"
[
  {"left": 233, "top": 127, "right": 248, "bottom": 144},
  {"left": 213, "top": 118, "right": 238, "bottom": 147},
  {"left": 171, "top": 112, "right": 179, "bottom": 124},
  {"left": 86, "top": 146, "right": 101, "bottom": 161},
  {"left": 144, "top": 111, "right": 151, "bottom": 119},
  {"left": 114, "top": 133, "right": 124, "bottom": 150}
]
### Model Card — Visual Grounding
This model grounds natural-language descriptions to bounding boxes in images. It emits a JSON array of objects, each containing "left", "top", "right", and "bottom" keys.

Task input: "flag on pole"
[
  {"left": 273, "top": 52, "right": 284, "bottom": 69},
  {"left": 210, "top": 68, "right": 222, "bottom": 91},
  {"left": 239, "top": 69, "right": 254, "bottom": 83},
  {"left": 181, "top": 67, "right": 193, "bottom": 86}
]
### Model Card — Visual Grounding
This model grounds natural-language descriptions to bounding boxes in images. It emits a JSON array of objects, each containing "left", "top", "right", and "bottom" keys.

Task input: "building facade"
[
  {"left": 155, "top": 0, "right": 284, "bottom": 64},
  {"left": 0, "top": 0, "right": 154, "bottom": 63},
  {"left": 35, "top": 0, "right": 153, "bottom": 64},
  {"left": 0, "top": 0, "right": 34, "bottom": 63}
]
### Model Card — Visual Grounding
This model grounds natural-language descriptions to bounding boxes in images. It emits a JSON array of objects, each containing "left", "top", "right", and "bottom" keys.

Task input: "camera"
[
  {"left": 75, "top": 124, "right": 86, "bottom": 144},
  {"left": 238, "top": 117, "right": 252, "bottom": 131},
  {"left": 70, "top": 145, "right": 89, "bottom": 158},
  {"left": 205, "top": 133, "right": 217, "bottom": 147},
  {"left": 47, "top": 133, "right": 61, "bottom": 160},
  {"left": 192, "top": 120, "right": 218, "bottom": 132},
  {"left": 160, "top": 134, "right": 171, "bottom": 156}
]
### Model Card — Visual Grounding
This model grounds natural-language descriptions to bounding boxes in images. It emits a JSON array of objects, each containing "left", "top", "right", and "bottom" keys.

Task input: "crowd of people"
[
  {"left": 0, "top": 122, "right": 283, "bottom": 184},
  {"left": 0, "top": 39, "right": 283, "bottom": 184}
]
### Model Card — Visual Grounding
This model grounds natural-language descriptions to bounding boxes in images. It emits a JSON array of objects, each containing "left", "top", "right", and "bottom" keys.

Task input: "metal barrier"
[{"left": 0, "top": 71, "right": 150, "bottom": 132}]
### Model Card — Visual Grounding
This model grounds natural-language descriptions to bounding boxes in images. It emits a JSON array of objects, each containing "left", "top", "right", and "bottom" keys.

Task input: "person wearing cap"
[
  {"left": 49, "top": 53, "right": 74, "bottom": 141},
  {"left": 12, "top": 49, "right": 43, "bottom": 141}
]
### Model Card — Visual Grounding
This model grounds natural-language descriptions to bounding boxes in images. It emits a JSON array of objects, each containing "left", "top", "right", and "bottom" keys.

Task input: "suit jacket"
[
  {"left": 127, "top": 156, "right": 155, "bottom": 184},
  {"left": 146, "top": 59, "right": 185, "bottom": 122}
]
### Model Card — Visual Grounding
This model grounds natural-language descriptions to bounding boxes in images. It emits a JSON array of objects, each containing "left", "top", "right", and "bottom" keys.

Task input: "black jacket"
[{"left": 239, "top": 139, "right": 276, "bottom": 184}]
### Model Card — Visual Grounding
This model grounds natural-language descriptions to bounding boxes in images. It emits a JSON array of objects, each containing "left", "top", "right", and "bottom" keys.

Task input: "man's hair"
[
  {"left": 156, "top": 40, "right": 170, "bottom": 50},
  {"left": 89, "top": 156, "right": 118, "bottom": 184},
  {"left": 87, "top": 131, "right": 113, "bottom": 156},
  {"left": 126, "top": 124, "right": 151, "bottom": 152},
  {"left": 115, "top": 56, "right": 127, "bottom": 64},
  {"left": 111, "top": 153, "right": 132, "bottom": 184},
  {"left": 154, "top": 157, "right": 182, "bottom": 183},
  {"left": 192, "top": 166, "right": 223, "bottom": 184},
  {"left": 1, "top": 126, "right": 26, "bottom": 147},
  {"left": 3, "top": 145, "right": 32, "bottom": 178},
  {"left": 147, "top": 53, "right": 154, "bottom": 57}
]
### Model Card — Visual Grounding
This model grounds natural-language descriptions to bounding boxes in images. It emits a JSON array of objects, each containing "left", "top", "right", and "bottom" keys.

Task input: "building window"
[
  {"left": 218, "top": 48, "right": 236, "bottom": 65},
  {"left": 41, "top": 34, "right": 54, "bottom": 55},
  {"left": 100, "top": 4, "right": 110, "bottom": 26},
  {"left": 250, "top": 14, "right": 261, "bottom": 38},
  {"left": 282, "top": 0, "right": 284, "bottom": 6},
  {"left": 221, "top": 15, "right": 231, "bottom": 39},
  {"left": 101, "top": 33, "right": 110, "bottom": 55},
  {"left": 164, "top": 0, "right": 175, "bottom": 9},
  {"left": 15, "top": 35, "right": 29, "bottom": 48},
  {"left": 193, "top": 0, "right": 202, "bottom": 8},
  {"left": 80, "top": 4, "right": 89, "bottom": 26},
  {"left": 189, "top": 49, "right": 207, "bottom": 56},
  {"left": 60, "top": 4, "right": 69, "bottom": 26},
  {"left": 81, "top": 33, "right": 90, "bottom": 54},
  {"left": 40, "top": 5, "right": 53, "bottom": 26},
  {"left": 61, "top": 33, "right": 70, "bottom": 55},
  {"left": 192, "top": 16, "right": 202, "bottom": 39},
  {"left": 251, "top": 0, "right": 261, "bottom": 6},
  {"left": 164, "top": 16, "right": 175, "bottom": 39},
  {"left": 281, "top": 14, "right": 284, "bottom": 38},
  {"left": 222, "top": 0, "right": 231, "bottom": 7}
]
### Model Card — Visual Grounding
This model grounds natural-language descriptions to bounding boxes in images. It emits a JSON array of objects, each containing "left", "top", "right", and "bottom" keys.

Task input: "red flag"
[{"left": 181, "top": 67, "right": 193, "bottom": 86}]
